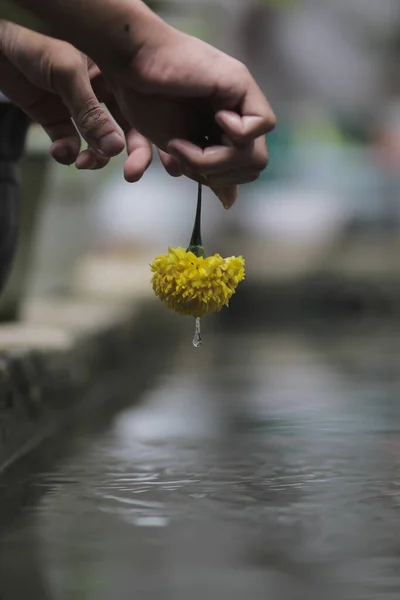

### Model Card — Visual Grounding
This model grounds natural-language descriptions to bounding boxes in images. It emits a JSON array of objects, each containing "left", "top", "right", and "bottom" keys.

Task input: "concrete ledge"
[{"left": 0, "top": 256, "right": 181, "bottom": 472}]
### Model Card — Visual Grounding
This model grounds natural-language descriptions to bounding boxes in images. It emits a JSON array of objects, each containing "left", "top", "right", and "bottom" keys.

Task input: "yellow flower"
[{"left": 150, "top": 247, "right": 245, "bottom": 318}]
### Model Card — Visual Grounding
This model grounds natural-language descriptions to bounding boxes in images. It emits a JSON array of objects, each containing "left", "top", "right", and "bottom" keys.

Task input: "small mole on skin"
[{"left": 124, "top": 24, "right": 130, "bottom": 33}]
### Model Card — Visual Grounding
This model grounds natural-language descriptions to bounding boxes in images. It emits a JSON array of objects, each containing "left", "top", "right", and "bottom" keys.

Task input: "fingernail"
[{"left": 98, "top": 132, "right": 124, "bottom": 157}]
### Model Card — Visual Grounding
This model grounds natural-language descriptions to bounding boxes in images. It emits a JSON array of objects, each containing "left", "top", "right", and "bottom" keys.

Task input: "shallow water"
[{"left": 1, "top": 325, "right": 400, "bottom": 599}]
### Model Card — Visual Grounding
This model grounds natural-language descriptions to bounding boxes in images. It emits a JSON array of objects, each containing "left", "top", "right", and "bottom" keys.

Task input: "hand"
[
  {"left": 4, "top": 0, "right": 275, "bottom": 206},
  {"left": 0, "top": 23, "right": 129, "bottom": 170},
  {"left": 103, "top": 23, "right": 276, "bottom": 208}
]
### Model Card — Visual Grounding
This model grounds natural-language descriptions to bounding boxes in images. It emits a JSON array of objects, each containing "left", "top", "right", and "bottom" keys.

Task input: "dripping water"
[{"left": 192, "top": 318, "right": 202, "bottom": 348}]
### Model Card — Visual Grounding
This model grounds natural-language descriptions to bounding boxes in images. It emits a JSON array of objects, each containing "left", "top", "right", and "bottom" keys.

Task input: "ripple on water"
[{"left": 3, "top": 329, "right": 400, "bottom": 598}]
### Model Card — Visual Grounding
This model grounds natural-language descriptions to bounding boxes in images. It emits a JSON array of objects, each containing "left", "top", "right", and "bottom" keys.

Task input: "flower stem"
[{"left": 188, "top": 183, "right": 204, "bottom": 258}]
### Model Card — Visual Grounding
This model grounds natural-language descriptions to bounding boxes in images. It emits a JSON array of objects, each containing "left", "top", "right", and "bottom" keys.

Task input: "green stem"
[{"left": 187, "top": 183, "right": 204, "bottom": 257}]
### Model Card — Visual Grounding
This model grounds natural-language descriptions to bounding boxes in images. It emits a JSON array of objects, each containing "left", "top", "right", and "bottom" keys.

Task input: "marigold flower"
[{"left": 150, "top": 247, "right": 245, "bottom": 318}]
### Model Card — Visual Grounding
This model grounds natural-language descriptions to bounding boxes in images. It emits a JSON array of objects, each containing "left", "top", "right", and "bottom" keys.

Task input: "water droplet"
[{"left": 192, "top": 318, "right": 202, "bottom": 348}]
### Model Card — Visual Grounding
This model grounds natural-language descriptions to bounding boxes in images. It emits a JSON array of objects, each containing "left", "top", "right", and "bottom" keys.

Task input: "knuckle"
[
  {"left": 37, "top": 49, "right": 58, "bottom": 91},
  {"left": 75, "top": 98, "right": 108, "bottom": 135},
  {"left": 219, "top": 60, "right": 249, "bottom": 97},
  {"left": 54, "top": 55, "right": 84, "bottom": 87}
]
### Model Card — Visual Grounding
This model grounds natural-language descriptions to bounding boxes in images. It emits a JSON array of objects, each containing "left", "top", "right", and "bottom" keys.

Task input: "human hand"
[
  {"left": 0, "top": 22, "right": 129, "bottom": 170},
  {"left": 5, "top": 0, "right": 275, "bottom": 206},
  {"left": 103, "top": 22, "right": 276, "bottom": 207}
]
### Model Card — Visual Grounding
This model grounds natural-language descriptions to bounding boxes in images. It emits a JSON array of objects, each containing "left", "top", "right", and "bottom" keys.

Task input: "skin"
[{"left": 0, "top": 1, "right": 276, "bottom": 207}]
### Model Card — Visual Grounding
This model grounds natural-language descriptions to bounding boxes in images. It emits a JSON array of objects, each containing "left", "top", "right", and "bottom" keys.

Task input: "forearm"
[{"left": 1, "top": 0, "right": 168, "bottom": 68}]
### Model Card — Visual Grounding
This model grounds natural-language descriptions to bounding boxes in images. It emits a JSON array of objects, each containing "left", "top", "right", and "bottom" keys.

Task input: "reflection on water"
[{"left": 1, "top": 325, "right": 400, "bottom": 599}]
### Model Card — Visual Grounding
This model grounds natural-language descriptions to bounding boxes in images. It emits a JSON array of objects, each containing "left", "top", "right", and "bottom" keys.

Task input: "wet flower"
[{"left": 150, "top": 247, "right": 245, "bottom": 318}]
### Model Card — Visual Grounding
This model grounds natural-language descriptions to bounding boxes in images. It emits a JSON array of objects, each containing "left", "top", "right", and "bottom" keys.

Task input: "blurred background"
[
  {"left": 2, "top": 0, "right": 400, "bottom": 322},
  {"left": 2, "top": 3, "right": 400, "bottom": 599}
]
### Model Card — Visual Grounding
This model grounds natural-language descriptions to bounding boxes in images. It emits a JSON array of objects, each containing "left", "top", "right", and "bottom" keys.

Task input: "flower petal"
[{"left": 150, "top": 247, "right": 245, "bottom": 318}]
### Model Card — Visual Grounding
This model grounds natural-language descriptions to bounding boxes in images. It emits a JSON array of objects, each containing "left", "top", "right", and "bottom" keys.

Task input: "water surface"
[{"left": 1, "top": 325, "right": 400, "bottom": 599}]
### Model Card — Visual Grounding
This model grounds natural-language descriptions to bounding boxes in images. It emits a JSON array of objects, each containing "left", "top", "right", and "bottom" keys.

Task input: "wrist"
[
  {"left": 12, "top": 0, "right": 170, "bottom": 72},
  {"left": 90, "top": 1, "right": 172, "bottom": 73}
]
